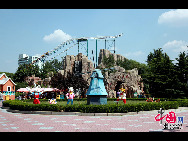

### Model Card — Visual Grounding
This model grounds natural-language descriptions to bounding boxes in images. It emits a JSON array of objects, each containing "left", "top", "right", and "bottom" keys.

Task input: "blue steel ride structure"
[{"left": 31, "top": 33, "right": 123, "bottom": 68}]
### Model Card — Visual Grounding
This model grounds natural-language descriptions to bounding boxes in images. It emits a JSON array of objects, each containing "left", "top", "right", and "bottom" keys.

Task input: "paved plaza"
[{"left": 0, "top": 101, "right": 188, "bottom": 132}]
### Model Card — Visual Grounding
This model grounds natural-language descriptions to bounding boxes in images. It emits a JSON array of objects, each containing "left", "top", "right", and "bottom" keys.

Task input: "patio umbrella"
[
  {"left": 43, "top": 88, "right": 54, "bottom": 92},
  {"left": 31, "top": 87, "right": 44, "bottom": 93},
  {"left": 53, "top": 88, "right": 60, "bottom": 92},
  {"left": 17, "top": 88, "right": 29, "bottom": 93}
]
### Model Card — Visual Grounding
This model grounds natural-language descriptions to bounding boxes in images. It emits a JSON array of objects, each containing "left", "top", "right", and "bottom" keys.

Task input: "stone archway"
[{"left": 114, "top": 81, "right": 123, "bottom": 97}]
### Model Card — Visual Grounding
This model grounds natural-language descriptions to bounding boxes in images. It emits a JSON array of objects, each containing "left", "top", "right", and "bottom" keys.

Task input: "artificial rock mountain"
[{"left": 58, "top": 49, "right": 144, "bottom": 98}]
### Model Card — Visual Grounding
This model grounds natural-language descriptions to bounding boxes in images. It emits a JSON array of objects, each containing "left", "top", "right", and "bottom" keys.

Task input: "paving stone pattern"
[{"left": 0, "top": 101, "right": 188, "bottom": 132}]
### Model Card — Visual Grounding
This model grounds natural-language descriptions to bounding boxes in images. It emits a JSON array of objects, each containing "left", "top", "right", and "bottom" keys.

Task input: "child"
[{"left": 66, "top": 87, "right": 75, "bottom": 105}]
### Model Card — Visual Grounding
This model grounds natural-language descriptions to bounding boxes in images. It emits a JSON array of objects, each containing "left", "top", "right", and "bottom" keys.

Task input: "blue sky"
[{"left": 0, "top": 9, "right": 188, "bottom": 73}]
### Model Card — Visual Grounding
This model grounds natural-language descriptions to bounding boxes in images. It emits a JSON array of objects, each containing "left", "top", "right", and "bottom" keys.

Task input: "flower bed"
[{"left": 2, "top": 99, "right": 188, "bottom": 113}]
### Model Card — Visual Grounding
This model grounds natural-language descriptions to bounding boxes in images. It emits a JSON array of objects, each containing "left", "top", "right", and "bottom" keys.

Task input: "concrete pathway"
[{"left": 1, "top": 101, "right": 188, "bottom": 132}]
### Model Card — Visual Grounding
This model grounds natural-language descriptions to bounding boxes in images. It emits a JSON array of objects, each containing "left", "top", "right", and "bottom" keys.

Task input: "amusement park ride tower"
[
  {"left": 30, "top": 33, "right": 123, "bottom": 104},
  {"left": 30, "top": 33, "right": 123, "bottom": 68}
]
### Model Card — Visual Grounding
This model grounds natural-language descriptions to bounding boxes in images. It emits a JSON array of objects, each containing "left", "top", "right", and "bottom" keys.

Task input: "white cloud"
[
  {"left": 163, "top": 40, "right": 188, "bottom": 53},
  {"left": 162, "top": 40, "right": 188, "bottom": 63},
  {"left": 43, "top": 29, "right": 72, "bottom": 43},
  {"left": 158, "top": 9, "right": 188, "bottom": 27},
  {"left": 123, "top": 51, "right": 146, "bottom": 64},
  {"left": 124, "top": 51, "right": 145, "bottom": 57}
]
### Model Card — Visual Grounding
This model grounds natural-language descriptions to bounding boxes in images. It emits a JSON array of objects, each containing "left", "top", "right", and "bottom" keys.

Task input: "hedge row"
[
  {"left": 63, "top": 101, "right": 180, "bottom": 113},
  {"left": 3, "top": 99, "right": 188, "bottom": 113},
  {"left": 3, "top": 100, "right": 62, "bottom": 111},
  {"left": 14, "top": 97, "right": 170, "bottom": 102}
]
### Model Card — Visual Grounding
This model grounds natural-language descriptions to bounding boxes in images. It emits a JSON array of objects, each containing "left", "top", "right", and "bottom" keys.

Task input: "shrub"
[
  {"left": 2, "top": 99, "right": 188, "bottom": 113},
  {"left": 176, "top": 99, "right": 188, "bottom": 107}
]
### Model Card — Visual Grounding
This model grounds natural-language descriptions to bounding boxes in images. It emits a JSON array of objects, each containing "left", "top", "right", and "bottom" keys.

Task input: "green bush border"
[
  {"left": 12, "top": 97, "right": 169, "bottom": 102},
  {"left": 2, "top": 99, "right": 188, "bottom": 113}
]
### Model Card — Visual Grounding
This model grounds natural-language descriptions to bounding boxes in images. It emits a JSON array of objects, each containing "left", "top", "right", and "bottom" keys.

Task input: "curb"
[
  {"left": 2, "top": 106, "right": 128, "bottom": 116},
  {"left": 2, "top": 106, "right": 188, "bottom": 116}
]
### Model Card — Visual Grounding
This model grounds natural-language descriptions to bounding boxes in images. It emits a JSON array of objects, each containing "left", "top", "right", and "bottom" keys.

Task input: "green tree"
[
  {"left": 176, "top": 51, "right": 188, "bottom": 84},
  {"left": 50, "top": 72, "right": 89, "bottom": 96},
  {"left": 0, "top": 72, "right": 14, "bottom": 79},
  {"left": 40, "top": 59, "right": 63, "bottom": 79},
  {"left": 175, "top": 51, "right": 188, "bottom": 97},
  {"left": 50, "top": 59, "right": 63, "bottom": 72},
  {"left": 50, "top": 72, "right": 65, "bottom": 90},
  {"left": 103, "top": 55, "right": 148, "bottom": 75},
  {"left": 119, "top": 59, "right": 148, "bottom": 75},
  {"left": 13, "top": 64, "right": 40, "bottom": 83},
  {"left": 102, "top": 54, "right": 115, "bottom": 68},
  {"left": 15, "top": 82, "right": 28, "bottom": 91},
  {"left": 13, "top": 64, "right": 28, "bottom": 82},
  {"left": 145, "top": 48, "right": 176, "bottom": 98}
]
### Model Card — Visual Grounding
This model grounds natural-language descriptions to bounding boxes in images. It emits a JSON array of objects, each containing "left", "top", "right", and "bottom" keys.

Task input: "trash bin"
[
  {"left": 60, "top": 94, "right": 64, "bottom": 99},
  {"left": 56, "top": 94, "right": 60, "bottom": 99},
  {"left": 5, "top": 95, "right": 9, "bottom": 100}
]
